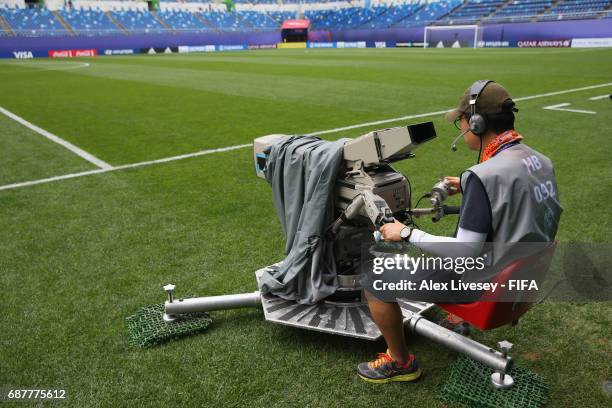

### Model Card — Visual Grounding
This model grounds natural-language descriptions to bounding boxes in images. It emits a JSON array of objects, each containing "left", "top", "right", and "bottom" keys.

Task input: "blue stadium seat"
[
  {"left": 439, "top": 0, "right": 506, "bottom": 24},
  {"left": 538, "top": 0, "right": 611, "bottom": 22},
  {"left": 267, "top": 11, "right": 298, "bottom": 25},
  {"left": 59, "top": 9, "right": 119, "bottom": 36},
  {"left": 200, "top": 11, "right": 246, "bottom": 32},
  {"left": 340, "top": 6, "right": 389, "bottom": 29},
  {"left": 237, "top": 11, "right": 279, "bottom": 30},
  {"left": 157, "top": 10, "right": 211, "bottom": 32},
  {"left": 1, "top": 1, "right": 608, "bottom": 38},
  {"left": 1, "top": 7, "right": 68, "bottom": 37},
  {"left": 111, "top": 9, "right": 165, "bottom": 34},
  {"left": 486, "top": 0, "right": 554, "bottom": 23},
  {"left": 305, "top": 1, "right": 462, "bottom": 30},
  {"left": 397, "top": 0, "right": 463, "bottom": 28}
]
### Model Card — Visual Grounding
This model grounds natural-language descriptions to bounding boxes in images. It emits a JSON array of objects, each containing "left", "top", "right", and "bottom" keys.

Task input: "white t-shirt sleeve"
[{"left": 409, "top": 227, "right": 487, "bottom": 258}]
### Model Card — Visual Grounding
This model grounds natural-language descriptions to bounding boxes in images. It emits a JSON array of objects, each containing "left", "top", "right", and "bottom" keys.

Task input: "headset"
[
  {"left": 450, "top": 80, "right": 518, "bottom": 155},
  {"left": 468, "top": 79, "right": 493, "bottom": 137},
  {"left": 449, "top": 79, "right": 492, "bottom": 152}
]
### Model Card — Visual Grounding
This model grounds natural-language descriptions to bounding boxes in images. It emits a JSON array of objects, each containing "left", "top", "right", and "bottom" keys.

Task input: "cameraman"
[{"left": 356, "top": 80, "right": 562, "bottom": 384}]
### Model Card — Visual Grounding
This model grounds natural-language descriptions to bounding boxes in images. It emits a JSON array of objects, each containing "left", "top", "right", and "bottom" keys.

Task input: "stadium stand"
[
  {"left": 394, "top": 0, "right": 462, "bottom": 27},
  {"left": 58, "top": 8, "right": 120, "bottom": 36},
  {"left": 234, "top": 0, "right": 277, "bottom": 3},
  {"left": 438, "top": 0, "right": 506, "bottom": 25},
  {"left": 238, "top": 10, "right": 279, "bottom": 30},
  {"left": 267, "top": 11, "right": 298, "bottom": 24},
  {"left": 110, "top": 9, "right": 166, "bottom": 34},
  {"left": 1, "top": 7, "right": 68, "bottom": 36},
  {"left": 366, "top": 4, "right": 423, "bottom": 29},
  {"left": 306, "top": 7, "right": 358, "bottom": 30},
  {"left": 538, "top": 0, "right": 612, "bottom": 21},
  {"left": 305, "top": 1, "right": 462, "bottom": 30},
  {"left": 339, "top": 6, "right": 388, "bottom": 29},
  {"left": 0, "top": 0, "right": 610, "bottom": 37},
  {"left": 485, "top": 0, "right": 553, "bottom": 23},
  {"left": 156, "top": 9, "right": 212, "bottom": 32},
  {"left": 199, "top": 11, "right": 246, "bottom": 32},
  {"left": 159, "top": 0, "right": 212, "bottom": 3}
]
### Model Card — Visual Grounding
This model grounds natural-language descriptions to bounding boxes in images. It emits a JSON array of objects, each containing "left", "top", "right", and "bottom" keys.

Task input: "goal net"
[{"left": 424, "top": 25, "right": 483, "bottom": 49}]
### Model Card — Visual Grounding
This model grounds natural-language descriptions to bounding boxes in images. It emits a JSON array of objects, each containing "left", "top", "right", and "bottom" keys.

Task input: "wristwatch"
[{"left": 400, "top": 226, "right": 413, "bottom": 242}]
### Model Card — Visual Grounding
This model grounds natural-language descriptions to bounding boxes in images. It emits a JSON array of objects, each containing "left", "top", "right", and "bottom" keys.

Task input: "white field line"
[
  {"left": 543, "top": 103, "right": 596, "bottom": 115},
  {"left": 0, "top": 106, "right": 112, "bottom": 169},
  {"left": 306, "top": 109, "right": 450, "bottom": 137},
  {"left": 307, "top": 82, "right": 612, "bottom": 136},
  {"left": 0, "top": 143, "right": 252, "bottom": 191},
  {"left": 589, "top": 94, "right": 610, "bottom": 101},
  {"left": 513, "top": 82, "right": 612, "bottom": 102},
  {"left": 0, "top": 61, "right": 90, "bottom": 74},
  {"left": 1, "top": 81, "right": 611, "bottom": 192}
]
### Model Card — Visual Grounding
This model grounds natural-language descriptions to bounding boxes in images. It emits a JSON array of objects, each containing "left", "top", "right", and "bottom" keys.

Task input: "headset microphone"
[{"left": 450, "top": 129, "right": 469, "bottom": 152}]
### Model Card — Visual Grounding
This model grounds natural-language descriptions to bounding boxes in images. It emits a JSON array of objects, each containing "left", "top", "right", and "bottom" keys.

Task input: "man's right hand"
[{"left": 444, "top": 176, "right": 461, "bottom": 195}]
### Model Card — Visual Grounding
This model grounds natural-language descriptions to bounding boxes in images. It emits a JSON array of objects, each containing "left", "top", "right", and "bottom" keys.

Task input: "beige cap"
[{"left": 445, "top": 82, "right": 513, "bottom": 122}]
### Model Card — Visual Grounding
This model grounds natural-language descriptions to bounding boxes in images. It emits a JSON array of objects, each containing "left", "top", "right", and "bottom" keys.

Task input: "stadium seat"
[
  {"left": 438, "top": 0, "right": 506, "bottom": 25},
  {"left": 437, "top": 242, "right": 556, "bottom": 331},
  {"left": 58, "top": 9, "right": 119, "bottom": 36},
  {"left": 485, "top": 0, "right": 554, "bottom": 24},
  {"left": 200, "top": 11, "right": 246, "bottom": 32},
  {"left": 0, "top": 7, "right": 68, "bottom": 36},
  {"left": 156, "top": 10, "right": 211, "bottom": 32},
  {"left": 110, "top": 9, "right": 166, "bottom": 34},
  {"left": 396, "top": 0, "right": 463, "bottom": 28},
  {"left": 538, "top": 0, "right": 611, "bottom": 22},
  {"left": 237, "top": 11, "right": 278, "bottom": 30},
  {"left": 0, "top": 0, "right": 609, "bottom": 37}
]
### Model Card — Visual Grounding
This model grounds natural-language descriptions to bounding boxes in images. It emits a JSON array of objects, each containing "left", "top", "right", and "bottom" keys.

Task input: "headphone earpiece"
[
  {"left": 469, "top": 114, "right": 487, "bottom": 136},
  {"left": 468, "top": 79, "right": 493, "bottom": 137}
]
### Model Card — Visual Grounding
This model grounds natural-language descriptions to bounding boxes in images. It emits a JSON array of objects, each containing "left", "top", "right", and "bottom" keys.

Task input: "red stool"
[{"left": 437, "top": 242, "right": 556, "bottom": 330}]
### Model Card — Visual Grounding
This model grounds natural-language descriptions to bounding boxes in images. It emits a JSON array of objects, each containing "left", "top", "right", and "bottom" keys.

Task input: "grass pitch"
[{"left": 0, "top": 48, "right": 611, "bottom": 407}]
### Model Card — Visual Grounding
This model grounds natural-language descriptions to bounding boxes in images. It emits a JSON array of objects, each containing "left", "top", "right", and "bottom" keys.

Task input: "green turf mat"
[
  {"left": 438, "top": 356, "right": 548, "bottom": 408},
  {"left": 126, "top": 302, "right": 212, "bottom": 348}
]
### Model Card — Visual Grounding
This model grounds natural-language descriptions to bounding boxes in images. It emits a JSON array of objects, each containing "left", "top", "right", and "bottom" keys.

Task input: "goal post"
[{"left": 424, "top": 25, "right": 483, "bottom": 49}]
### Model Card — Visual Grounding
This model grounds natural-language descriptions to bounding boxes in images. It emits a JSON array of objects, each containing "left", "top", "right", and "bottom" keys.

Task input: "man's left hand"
[{"left": 379, "top": 220, "right": 406, "bottom": 242}]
